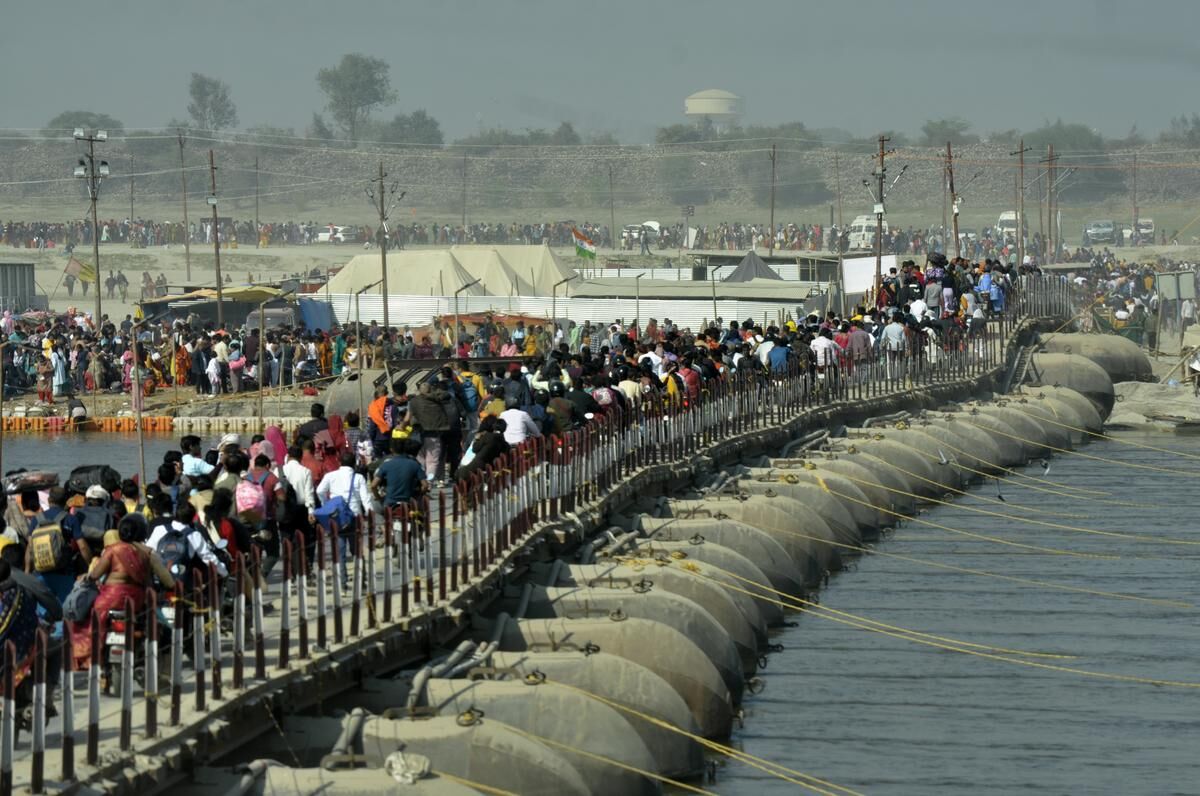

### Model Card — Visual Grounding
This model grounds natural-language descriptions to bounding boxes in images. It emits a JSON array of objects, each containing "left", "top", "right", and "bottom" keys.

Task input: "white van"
[
  {"left": 847, "top": 214, "right": 887, "bottom": 251},
  {"left": 996, "top": 211, "right": 1019, "bottom": 241}
]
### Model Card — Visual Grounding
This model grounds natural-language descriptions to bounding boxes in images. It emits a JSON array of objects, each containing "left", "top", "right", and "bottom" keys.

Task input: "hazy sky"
[{"left": 1, "top": 0, "right": 1196, "bottom": 142}]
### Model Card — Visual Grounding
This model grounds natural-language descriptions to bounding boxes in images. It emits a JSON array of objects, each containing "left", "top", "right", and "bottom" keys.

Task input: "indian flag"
[{"left": 572, "top": 227, "right": 596, "bottom": 260}]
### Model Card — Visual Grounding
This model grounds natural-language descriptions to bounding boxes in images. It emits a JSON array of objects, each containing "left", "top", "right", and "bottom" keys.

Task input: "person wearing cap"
[{"left": 73, "top": 483, "right": 115, "bottom": 549}]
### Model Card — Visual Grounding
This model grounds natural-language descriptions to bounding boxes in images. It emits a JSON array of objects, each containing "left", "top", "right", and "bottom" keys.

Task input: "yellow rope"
[
  {"left": 543, "top": 678, "right": 864, "bottom": 796},
  {"left": 831, "top": 469, "right": 1200, "bottom": 548},
  {"left": 966, "top": 419, "right": 1200, "bottom": 478},
  {"left": 430, "top": 770, "right": 518, "bottom": 796},
  {"left": 500, "top": 724, "right": 720, "bottom": 795},
  {"left": 1028, "top": 410, "right": 1200, "bottom": 462},
  {"left": 823, "top": 486, "right": 1117, "bottom": 559},
  {"left": 828, "top": 457, "right": 1089, "bottom": 519},
  {"left": 650, "top": 556, "right": 1076, "bottom": 660},
  {"left": 907, "top": 437, "right": 1154, "bottom": 508},
  {"left": 727, "top": 517, "right": 1189, "bottom": 608},
  {"left": 683, "top": 561, "right": 1200, "bottom": 690}
]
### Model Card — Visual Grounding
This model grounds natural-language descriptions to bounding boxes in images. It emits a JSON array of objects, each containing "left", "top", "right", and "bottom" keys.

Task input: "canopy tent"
[
  {"left": 327, "top": 251, "right": 485, "bottom": 297},
  {"left": 449, "top": 246, "right": 539, "bottom": 296},
  {"left": 141, "top": 285, "right": 284, "bottom": 306},
  {"left": 459, "top": 244, "right": 579, "bottom": 295},
  {"left": 723, "top": 251, "right": 782, "bottom": 282}
]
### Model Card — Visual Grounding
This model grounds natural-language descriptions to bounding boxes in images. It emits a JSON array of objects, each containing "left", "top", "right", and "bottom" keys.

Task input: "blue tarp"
[{"left": 298, "top": 297, "right": 335, "bottom": 331}]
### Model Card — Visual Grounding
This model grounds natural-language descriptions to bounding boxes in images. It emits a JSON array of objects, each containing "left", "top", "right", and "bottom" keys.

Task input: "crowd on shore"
[{"left": 4, "top": 216, "right": 1043, "bottom": 262}]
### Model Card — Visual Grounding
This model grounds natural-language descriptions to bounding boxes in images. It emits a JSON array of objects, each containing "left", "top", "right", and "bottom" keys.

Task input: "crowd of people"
[{"left": 0, "top": 248, "right": 1045, "bottom": 702}]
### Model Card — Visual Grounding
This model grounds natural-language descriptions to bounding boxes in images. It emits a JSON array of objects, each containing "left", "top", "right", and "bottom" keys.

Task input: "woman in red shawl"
[
  {"left": 300, "top": 437, "right": 324, "bottom": 485},
  {"left": 264, "top": 425, "right": 288, "bottom": 467},
  {"left": 69, "top": 516, "right": 175, "bottom": 670},
  {"left": 326, "top": 415, "right": 347, "bottom": 454}
]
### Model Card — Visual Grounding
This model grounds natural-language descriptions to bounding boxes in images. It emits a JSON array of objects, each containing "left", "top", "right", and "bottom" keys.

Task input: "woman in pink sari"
[{"left": 69, "top": 517, "right": 175, "bottom": 670}]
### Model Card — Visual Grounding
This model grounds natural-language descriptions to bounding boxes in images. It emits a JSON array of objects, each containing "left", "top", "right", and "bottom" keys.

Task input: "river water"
[
  {"left": 716, "top": 433, "right": 1200, "bottom": 796},
  {"left": 3, "top": 432, "right": 179, "bottom": 481}
]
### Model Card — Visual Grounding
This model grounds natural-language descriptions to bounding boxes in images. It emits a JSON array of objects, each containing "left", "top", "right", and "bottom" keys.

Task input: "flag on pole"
[
  {"left": 65, "top": 256, "right": 97, "bottom": 284},
  {"left": 572, "top": 227, "right": 596, "bottom": 260}
]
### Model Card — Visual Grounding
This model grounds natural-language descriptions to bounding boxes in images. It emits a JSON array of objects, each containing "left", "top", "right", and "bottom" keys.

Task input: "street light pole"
[
  {"left": 453, "top": 279, "right": 482, "bottom": 352},
  {"left": 73, "top": 128, "right": 109, "bottom": 328},
  {"left": 634, "top": 273, "right": 644, "bottom": 329},
  {"left": 353, "top": 279, "right": 384, "bottom": 427},
  {"left": 551, "top": 275, "right": 578, "bottom": 328}
]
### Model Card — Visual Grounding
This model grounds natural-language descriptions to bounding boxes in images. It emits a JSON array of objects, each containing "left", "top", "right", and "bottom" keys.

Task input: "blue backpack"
[{"left": 459, "top": 378, "right": 480, "bottom": 412}]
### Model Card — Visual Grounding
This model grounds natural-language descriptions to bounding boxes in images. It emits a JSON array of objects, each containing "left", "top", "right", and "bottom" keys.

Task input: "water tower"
[{"left": 684, "top": 89, "right": 743, "bottom": 132}]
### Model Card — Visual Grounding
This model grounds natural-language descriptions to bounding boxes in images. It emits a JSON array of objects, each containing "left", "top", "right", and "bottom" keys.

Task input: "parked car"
[
  {"left": 317, "top": 225, "right": 358, "bottom": 244},
  {"left": 1081, "top": 220, "right": 1115, "bottom": 246}
]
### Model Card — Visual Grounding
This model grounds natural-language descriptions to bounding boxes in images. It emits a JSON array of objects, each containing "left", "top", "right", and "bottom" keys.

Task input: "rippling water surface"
[{"left": 714, "top": 434, "right": 1200, "bottom": 796}]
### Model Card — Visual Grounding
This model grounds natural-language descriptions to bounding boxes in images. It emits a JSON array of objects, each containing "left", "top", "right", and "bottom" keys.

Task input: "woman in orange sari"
[
  {"left": 175, "top": 342, "right": 190, "bottom": 386},
  {"left": 68, "top": 514, "right": 175, "bottom": 670},
  {"left": 317, "top": 335, "right": 333, "bottom": 376}
]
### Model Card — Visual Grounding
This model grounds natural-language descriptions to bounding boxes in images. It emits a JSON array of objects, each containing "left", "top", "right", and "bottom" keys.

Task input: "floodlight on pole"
[{"left": 72, "top": 128, "right": 109, "bottom": 327}]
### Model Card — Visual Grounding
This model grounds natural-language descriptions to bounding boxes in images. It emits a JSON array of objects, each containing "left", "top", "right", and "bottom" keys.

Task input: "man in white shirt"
[
  {"left": 282, "top": 444, "right": 315, "bottom": 512},
  {"left": 146, "top": 494, "right": 228, "bottom": 579},
  {"left": 880, "top": 313, "right": 908, "bottom": 379},
  {"left": 315, "top": 452, "right": 374, "bottom": 585},
  {"left": 754, "top": 335, "right": 775, "bottom": 367},
  {"left": 500, "top": 398, "right": 543, "bottom": 446},
  {"left": 315, "top": 452, "right": 373, "bottom": 519}
]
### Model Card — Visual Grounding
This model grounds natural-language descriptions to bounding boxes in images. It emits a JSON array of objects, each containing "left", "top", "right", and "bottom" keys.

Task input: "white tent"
[
  {"left": 327, "top": 251, "right": 485, "bottom": 297},
  {"left": 450, "top": 246, "right": 540, "bottom": 296},
  {"left": 473, "top": 244, "right": 579, "bottom": 295}
]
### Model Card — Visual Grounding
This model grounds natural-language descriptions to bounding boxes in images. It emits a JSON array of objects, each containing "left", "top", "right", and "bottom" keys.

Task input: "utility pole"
[
  {"left": 367, "top": 164, "right": 405, "bottom": 331},
  {"left": 129, "top": 154, "right": 135, "bottom": 225},
  {"left": 1011, "top": 139, "right": 1031, "bottom": 268},
  {"left": 254, "top": 156, "right": 260, "bottom": 249},
  {"left": 834, "top": 151, "right": 845, "bottom": 312},
  {"left": 208, "top": 150, "right": 225, "bottom": 328},
  {"left": 767, "top": 143, "right": 777, "bottom": 256},
  {"left": 608, "top": 163, "right": 616, "bottom": 254},
  {"left": 373, "top": 161, "right": 390, "bottom": 329},
  {"left": 460, "top": 155, "right": 468, "bottom": 228},
  {"left": 1131, "top": 153, "right": 1138, "bottom": 247},
  {"left": 1046, "top": 144, "right": 1057, "bottom": 261},
  {"left": 946, "top": 142, "right": 959, "bottom": 259},
  {"left": 73, "top": 130, "right": 108, "bottom": 326},
  {"left": 178, "top": 131, "right": 191, "bottom": 282},
  {"left": 874, "top": 135, "right": 888, "bottom": 294}
]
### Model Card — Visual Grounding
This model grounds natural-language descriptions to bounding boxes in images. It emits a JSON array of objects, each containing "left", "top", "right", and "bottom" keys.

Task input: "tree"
[
  {"left": 307, "top": 113, "right": 335, "bottom": 141},
  {"left": 1024, "top": 119, "right": 1122, "bottom": 200},
  {"left": 920, "top": 117, "right": 979, "bottom": 146},
  {"left": 43, "top": 111, "right": 123, "bottom": 136},
  {"left": 376, "top": 110, "right": 443, "bottom": 146},
  {"left": 1160, "top": 115, "right": 1200, "bottom": 147},
  {"left": 316, "top": 53, "right": 396, "bottom": 144},
  {"left": 187, "top": 73, "right": 238, "bottom": 131},
  {"left": 655, "top": 124, "right": 706, "bottom": 145},
  {"left": 549, "top": 121, "right": 581, "bottom": 146}
]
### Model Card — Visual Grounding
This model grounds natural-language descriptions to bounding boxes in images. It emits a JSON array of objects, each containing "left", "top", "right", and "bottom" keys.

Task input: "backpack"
[
  {"left": 156, "top": 526, "right": 193, "bottom": 583},
  {"left": 29, "top": 514, "right": 70, "bottom": 573},
  {"left": 63, "top": 578, "right": 99, "bottom": 623},
  {"left": 459, "top": 378, "right": 480, "bottom": 412},
  {"left": 236, "top": 472, "right": 269, "bottom": 521},
  {"left": 74, "top": 506, "right": 110, "bottom": 544}
]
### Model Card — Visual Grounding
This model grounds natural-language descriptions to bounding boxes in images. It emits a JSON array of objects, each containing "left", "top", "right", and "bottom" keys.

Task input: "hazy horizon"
[{"left": 1, "top": 0, "right": 1197, "bottom": 144}]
